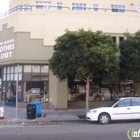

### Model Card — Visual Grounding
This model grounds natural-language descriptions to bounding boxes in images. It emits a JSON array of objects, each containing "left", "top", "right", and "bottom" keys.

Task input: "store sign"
[
  {"left": 0, "top": 39, "right": 15, "bottom": 60},
  {"left": 31, "top": 88, "right": 40, "bottom": 95}
]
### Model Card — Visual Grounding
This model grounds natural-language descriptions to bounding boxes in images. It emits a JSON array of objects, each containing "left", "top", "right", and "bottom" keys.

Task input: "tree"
[
  {"left": 119, "top": 31, "right": 140, "bottom": 81},
  {"left": 49, "top": 29, "right": 119, "bottom": 112}
]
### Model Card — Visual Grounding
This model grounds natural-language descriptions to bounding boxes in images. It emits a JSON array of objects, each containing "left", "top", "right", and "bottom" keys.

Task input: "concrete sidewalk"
[{"left": 0, "top": 105, "right": 87, "bottom": 125}]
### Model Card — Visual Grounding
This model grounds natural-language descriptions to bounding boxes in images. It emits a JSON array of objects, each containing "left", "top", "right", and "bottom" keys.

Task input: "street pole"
[{"left": 16, "top": 64, "right": 19, "bottom": 119}]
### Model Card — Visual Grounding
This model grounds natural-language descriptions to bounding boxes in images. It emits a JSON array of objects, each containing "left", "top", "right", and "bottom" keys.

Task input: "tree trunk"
[{"left": 86, "top": 76, "right": 90, "bottom": 112}]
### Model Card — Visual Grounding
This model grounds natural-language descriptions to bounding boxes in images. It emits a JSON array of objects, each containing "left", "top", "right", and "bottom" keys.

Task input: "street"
[{"left": 0, "top": 120, "right": 140, "bottom": 140}]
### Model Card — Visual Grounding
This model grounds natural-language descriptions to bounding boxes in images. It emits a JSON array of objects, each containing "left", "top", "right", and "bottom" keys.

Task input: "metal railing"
[{"left": 0, "top": 5, "right": 139, "bottom": 19}]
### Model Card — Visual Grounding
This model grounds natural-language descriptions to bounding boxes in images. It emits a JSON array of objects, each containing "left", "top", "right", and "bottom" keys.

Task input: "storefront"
[
  {"left": 1, "top": 65, "right": 49, "bottom": 106},
  {"left": 67, "top": 80, "right": 134, "bottom": 103},
  {"left": 0, "top": 23, "right": 67, "bottom": 109},
  {"left": 0, "top": 0, "right": 140, "bottom": 109}
]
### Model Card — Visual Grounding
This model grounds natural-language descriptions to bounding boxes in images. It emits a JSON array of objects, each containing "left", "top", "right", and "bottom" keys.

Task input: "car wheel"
[{"left": 98, "top": 113, "right": 110, "bottom": 124}]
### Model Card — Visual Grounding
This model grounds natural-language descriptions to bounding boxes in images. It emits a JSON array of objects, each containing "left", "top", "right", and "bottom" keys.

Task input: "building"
[{"left": 0, "top": 0, "right": 140, "bottom": 109}]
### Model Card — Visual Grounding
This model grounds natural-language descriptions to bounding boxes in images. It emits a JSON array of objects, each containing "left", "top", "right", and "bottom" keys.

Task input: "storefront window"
[
  {"left": 2, "top": 66, "right": 23, "bottom": 81},
  {"left": 24, "top": 73, "right": 31, "bottom": 81},
  {"left": 24, "top": 65, "right": 31, "bottom": 72},
  {"left": 3, "top": 68, "right": 6, "bottom": 81},
  {"left": 23, "top": 65, "right": 49, "bottom": 103},
  {"left": 11, "top": 66, "right": 14, "bottom": 73},
  {"left": 3, "top": 67, "right": 6, "bottom": 74},
  {"left": 7, "top": 67, "right": 10, "bottom": 73},
  {"left": 19, "top": 73, "right": 22, "bottom": 80},
  {"left": 7, "top": 74, "right": 10, "bottom": 81},
  {"left": 32, "top": 73, "right": 40, "bottom": 81},
  {"left": 11, "top": 74, "right": 14, "bottom": 81},
  {"left": 1, "top": 65, "right": 49, "bottom": 103},
  {"left": 68, "top": 79, "right": 134, "bottom": 102},
  {"left": 32, "top": 65, "right": 40, "bottom": 72},
  {"left": 3, "top": 75, "right": 6, "bottom": 81},
  {"left": 41, "top": 65, "right": 49, "bottom": 81},
  {"left": 1, "top": 82, "right": 6, "bottom": 100},
  {"left": 14, "top": 73, "right": 18, "bottom": 80},
  {"left": 23, "top": 81, "right": 49, "bottom": 103},
  {"left": 5, "top": 81, "right": 22, "bottom": 104},
  {"left": 15, "top": 65, "right": 22, "bottom": 73}
]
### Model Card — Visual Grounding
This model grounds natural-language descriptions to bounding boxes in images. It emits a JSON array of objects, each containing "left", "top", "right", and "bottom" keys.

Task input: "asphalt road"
[{"left": 0, "top": 120, "right": 140, "bottom": 140}]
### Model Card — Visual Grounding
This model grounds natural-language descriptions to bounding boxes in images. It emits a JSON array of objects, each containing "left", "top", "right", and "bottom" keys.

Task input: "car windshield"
[{"left": 105, "top": 99, "right": 119, "bottom": 107}]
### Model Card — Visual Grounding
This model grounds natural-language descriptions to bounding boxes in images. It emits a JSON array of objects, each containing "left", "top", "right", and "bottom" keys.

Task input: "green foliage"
[
  {"left": 49, "top": 29, "right": 119, "bottom": 83},
  {"left": 119, "top": 31, "right": 140, "bottom": 81}
]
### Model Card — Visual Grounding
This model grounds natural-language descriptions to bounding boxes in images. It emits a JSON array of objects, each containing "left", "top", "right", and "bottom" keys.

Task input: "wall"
[
  {"left": 0, "top": 10, "right": 140, "bottom": 47},
  {"left": 0, "top": 24, "right": 54, "bottom": 65},
  {"left": 49, "top": 70, "right": 68, "bottom": 109},
  {"left": 68, "top": 101, "right": 112, "bottom": 109},
  {"left": 133, "top": 82, "right": 140, "bottom": 96},
  {"left": 9, "top": 0, "right": 140, "bottom": 12}
]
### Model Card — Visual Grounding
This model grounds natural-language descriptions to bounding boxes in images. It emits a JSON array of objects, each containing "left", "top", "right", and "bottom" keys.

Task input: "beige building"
[{"left": 0, "top": 0, "right": 140, "bottom": 109}]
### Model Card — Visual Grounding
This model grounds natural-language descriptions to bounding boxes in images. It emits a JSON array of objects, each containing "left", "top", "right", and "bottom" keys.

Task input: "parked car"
[
  {"left": 73, "top": 93, "right": 86, "bottom": 101},
  {"left": 0, "top": 106, "right": 4, "bottom": 119},
  {"left": 86, "top": 97, "right": 140, "bottom": 124}
]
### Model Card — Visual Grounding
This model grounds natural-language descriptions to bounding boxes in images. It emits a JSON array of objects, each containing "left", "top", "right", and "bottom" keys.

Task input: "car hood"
[{"left": 89, "top": 107, "right": 111, "bottom": 111}]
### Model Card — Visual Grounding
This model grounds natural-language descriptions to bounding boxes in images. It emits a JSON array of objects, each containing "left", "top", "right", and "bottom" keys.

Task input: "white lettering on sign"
[
  {"left": 0, "top": 39, "right": 15, "bottom": 60},
  {"left": 0, "top": 44, "right": 14, "bottom": 52},
  {"left": 0, "top": 52, "right": 12, "bottom": 59}
]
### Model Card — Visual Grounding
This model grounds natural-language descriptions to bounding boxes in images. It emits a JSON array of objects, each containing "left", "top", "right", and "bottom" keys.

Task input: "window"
[
  {"left": 36, "top": 1, "right": 51, "bottom": 9},
  {"left": 132, "top": 99, "right": 140, "bottom": 106},
  {"left": 119, "top": 37, "right": 124, "bottom": 42},
  {"left": 57, "top": 2, "right": 62, "bottom": 10},
  {"left": 111, "top": 5, "right": 125, "bottom": 13},
  {"left": 24, "top": 65, "right": 31, "bottom": 72},
  {"left": 112, "top": 36, "right": 116, "bottom": 43},
  {"left": 72, "top": 3, "right": 86, "bottom": 11},
  {"left": 33, "top": 65, "right": 40, "bottom": 71},
  {"left": 3, "top": 74, "right": 6, "bottom": 81},
  {"left": 116, "top": 99, "right": 131, "bottom": 107},
  {"left": 41, "top": 65, "right": 49, "bottom": 80},
  {"left": 11, "top": 67, "right": 14, "bottom": 73},
  {"left": 93, "top": 4, "right": 99, "bottom": 11},
  {"left": 2, "top": 66, "right": 22, "bottom": 81},
  {"left": 23, "top": 3, "right": 28, "bottom": 11},
  {"left": 24, "top": 65, "right": 32, "bottom": 81},
  {"left": 138, "top": 5, "right": 140, "bottom": 13},
  {"left": 3, "top": 67, "right": 6, "bottom": 74},
  {"left": 23, "top": 65, "right": 49, "bottom": 102},
  {"left": 7, "top": 67, "right": 10, "bottom": 73}
]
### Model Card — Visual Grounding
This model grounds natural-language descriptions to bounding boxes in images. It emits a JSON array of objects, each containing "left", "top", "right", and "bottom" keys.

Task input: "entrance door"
[{"left": 5, "top": 82, "right": 16, "bottom": 106}]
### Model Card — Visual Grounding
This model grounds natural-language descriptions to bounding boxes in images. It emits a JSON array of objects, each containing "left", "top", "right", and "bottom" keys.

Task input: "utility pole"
[{"left": 16, "top": 64, "right": 19, "bottom": 119}]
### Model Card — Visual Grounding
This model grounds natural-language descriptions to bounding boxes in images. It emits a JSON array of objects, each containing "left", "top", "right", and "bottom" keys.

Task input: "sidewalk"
[{"left": 0, "top": 105, "right": 87, "bottom": 125}]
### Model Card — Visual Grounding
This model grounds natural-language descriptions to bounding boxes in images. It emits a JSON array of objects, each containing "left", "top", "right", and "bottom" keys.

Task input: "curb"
[{"left": 0, "top": 119, "right": 86, "bottom": 125}]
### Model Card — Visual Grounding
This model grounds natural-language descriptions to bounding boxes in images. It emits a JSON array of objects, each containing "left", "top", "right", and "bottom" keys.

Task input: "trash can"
[
  {"left": 30, "top": 101, "right": 42, "bottom": 117},
  {"left": 26, "top": 104, "right": 36, "bottom": 119}
]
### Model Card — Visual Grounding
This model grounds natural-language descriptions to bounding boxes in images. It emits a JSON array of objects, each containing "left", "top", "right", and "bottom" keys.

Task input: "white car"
[
  {"left": 86, "top": 97, "right": 140, "bottom": 124},
  {"left": 0, "top": 107, "right": 4, "bottom": 119}
]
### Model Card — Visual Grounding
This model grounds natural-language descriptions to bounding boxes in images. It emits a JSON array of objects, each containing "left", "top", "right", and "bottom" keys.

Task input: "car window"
[
  {"left": 132, "top": 99, "right": 140, "bottom": 106},
  {"left": 106, "top": 99, "right": 119, "bottom": 107},
  {"left": 115, "top": 99, "right": 131, "bottom": 107}
]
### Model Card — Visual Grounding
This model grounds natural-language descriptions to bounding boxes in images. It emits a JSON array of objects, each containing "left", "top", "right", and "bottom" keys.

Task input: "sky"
[{"left": 0, "top": 0, "right": 10, "bottom": 14}]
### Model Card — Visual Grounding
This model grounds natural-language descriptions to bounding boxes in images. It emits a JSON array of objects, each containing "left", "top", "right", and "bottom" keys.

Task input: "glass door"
[{"left": 5, "top": 82, "right": 16, "bottom": 106}]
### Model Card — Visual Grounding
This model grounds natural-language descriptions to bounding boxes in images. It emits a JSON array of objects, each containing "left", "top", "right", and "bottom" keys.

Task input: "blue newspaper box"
[{"left": 30, "top": 101, "right": 42, "bottom": 117}]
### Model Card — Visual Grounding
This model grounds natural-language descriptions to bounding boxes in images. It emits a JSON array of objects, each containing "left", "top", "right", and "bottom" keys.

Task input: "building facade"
[{"left": 0, "top": 0, "right": 140, "bottom": 109}]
